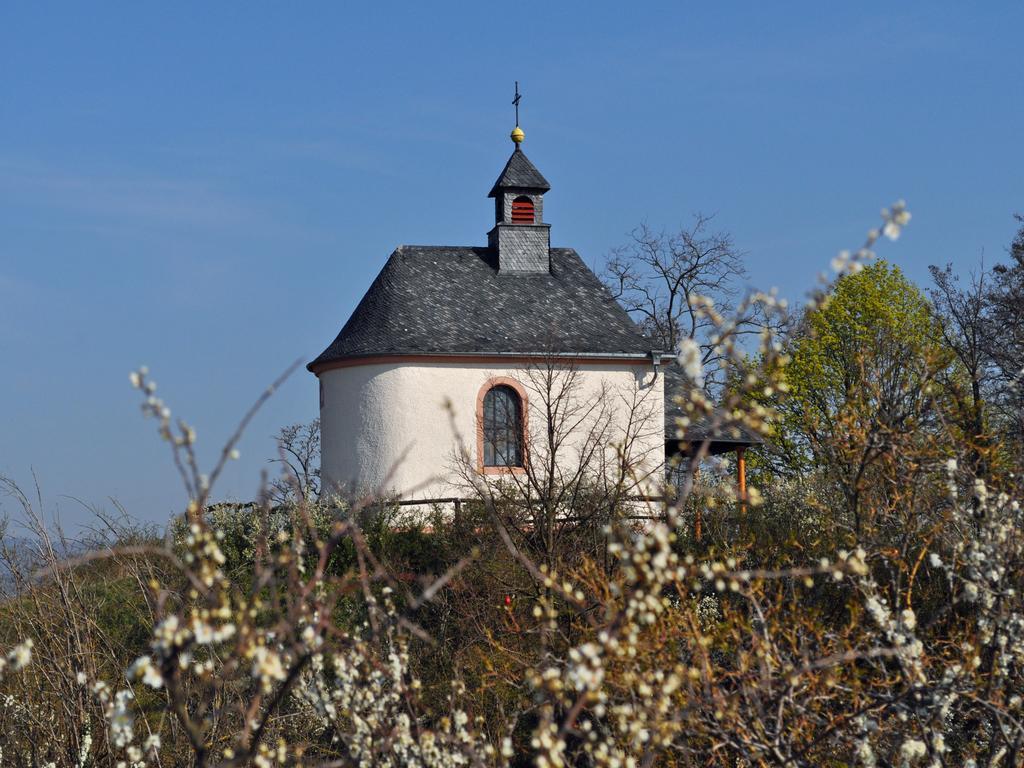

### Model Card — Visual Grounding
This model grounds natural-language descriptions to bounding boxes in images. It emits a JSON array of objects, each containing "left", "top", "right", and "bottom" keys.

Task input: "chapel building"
[{"left": 307, "top": 124, "right": 672, "bottom": 501}]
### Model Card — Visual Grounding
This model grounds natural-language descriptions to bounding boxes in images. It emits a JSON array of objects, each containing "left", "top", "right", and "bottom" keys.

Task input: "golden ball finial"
[{"left": 510, "top": 125, "right": 525, "bottom": 144}]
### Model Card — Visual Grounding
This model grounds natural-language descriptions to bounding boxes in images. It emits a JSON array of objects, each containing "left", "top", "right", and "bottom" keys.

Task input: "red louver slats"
[{"left": 511, "top": 198, "right": 534, "bottom": 223}]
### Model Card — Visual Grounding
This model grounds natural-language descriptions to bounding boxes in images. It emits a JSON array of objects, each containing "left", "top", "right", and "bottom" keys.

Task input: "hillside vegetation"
[{"left": 2, "top": 210, "right": 1024, "bottom": 767}]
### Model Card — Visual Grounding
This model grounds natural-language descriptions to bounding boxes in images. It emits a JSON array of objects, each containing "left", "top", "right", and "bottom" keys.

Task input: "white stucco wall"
[{"left": 317, "top": 360, "right": 665, "bottom": 501}]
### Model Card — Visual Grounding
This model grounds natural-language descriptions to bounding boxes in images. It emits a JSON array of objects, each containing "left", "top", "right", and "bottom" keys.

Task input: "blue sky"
[{"left": 1, "top": 3, "right": 1021, "bottom": 529}]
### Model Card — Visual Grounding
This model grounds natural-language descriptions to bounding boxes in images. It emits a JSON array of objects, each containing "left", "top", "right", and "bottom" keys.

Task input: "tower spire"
[
  {"left": 510, "top": 81, "right": 524, "bottom": 145},
  {"left": 488, "top": 88, "right": 551, "bottom": 273}
]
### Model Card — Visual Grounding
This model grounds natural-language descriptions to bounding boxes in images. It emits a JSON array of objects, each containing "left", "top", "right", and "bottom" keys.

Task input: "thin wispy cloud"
[
  {"left": 0, "top": 159, "right": 253, "bottom": 228},
  {"left": 271, "top": 138, "right": 405, "bottom": 178}
]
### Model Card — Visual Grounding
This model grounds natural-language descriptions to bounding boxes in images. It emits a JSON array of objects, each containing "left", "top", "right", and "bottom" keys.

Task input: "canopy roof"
[{"left": 663, "top": 363, "right": 765, "bottom": 455}]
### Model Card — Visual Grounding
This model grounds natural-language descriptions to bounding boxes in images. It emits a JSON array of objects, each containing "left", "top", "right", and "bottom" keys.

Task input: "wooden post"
[{"left": 737, "top": 447, "right": 747, "bottom": 513}]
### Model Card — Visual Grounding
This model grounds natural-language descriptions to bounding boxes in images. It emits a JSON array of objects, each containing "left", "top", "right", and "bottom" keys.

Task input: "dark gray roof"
[
  {"left": 488, "top": 148, "right": 550, "bottom": 197},
  {"left": 663, "top": 363, "right": 764, "bottom": 453},
  {"left": 309, "top": 246, "right": 656, "bottom": 370}
]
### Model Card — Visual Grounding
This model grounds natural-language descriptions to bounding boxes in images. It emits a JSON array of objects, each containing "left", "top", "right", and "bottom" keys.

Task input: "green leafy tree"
[{"left": 777, "top": 260, "right": 952, "bottom": 535}]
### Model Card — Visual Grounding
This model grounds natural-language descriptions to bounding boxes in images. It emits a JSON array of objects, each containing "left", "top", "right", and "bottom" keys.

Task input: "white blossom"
[
  {"left": 900, "top": 738, "right": 927, "bottom": 762},
  {"left": 7, "top": 639, "right": 32, "bottom": 671},
  {"left": 128, "top": 655, "right": 164, "bottom": 689},
  {"left": 677, "top": 337, "right": 705, "bottom": 387}
]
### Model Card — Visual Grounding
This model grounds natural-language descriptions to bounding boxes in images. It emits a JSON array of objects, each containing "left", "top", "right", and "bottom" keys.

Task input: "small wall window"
[
  {"left": 511, "top": 196, "right": 535, "bottom": 223},
  {"left": 482, "top": 384, "right": 524, "bottom": 468}
]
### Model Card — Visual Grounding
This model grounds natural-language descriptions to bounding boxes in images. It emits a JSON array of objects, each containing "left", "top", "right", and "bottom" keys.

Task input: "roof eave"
[
  {"left": 308, "top": 349, "right": 658, "bottom": 375},
  {"left": 487, "top": 181, "right": 552, "bottom": 199}
]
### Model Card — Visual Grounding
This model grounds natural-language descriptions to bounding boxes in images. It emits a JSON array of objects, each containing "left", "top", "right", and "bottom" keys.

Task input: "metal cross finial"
[{"left": 512, "top": 81, "right": 522, "bottom": 126}]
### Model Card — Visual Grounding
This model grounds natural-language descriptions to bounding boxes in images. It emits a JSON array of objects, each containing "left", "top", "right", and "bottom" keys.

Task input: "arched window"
[
  {"left": 482, "top": 384, "right": 524, "bottom": 468},
  {"left": 511, "top": 195, "right": 535, "bottom": 223}
]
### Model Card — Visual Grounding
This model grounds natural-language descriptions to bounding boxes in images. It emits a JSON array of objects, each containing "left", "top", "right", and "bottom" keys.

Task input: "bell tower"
[{"left": 487, "top": 90, "right": 551, "bottom": 274}]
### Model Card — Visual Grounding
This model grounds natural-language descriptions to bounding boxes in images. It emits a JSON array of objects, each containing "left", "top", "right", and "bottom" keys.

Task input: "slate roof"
[
  {"left": 308, "top": 246, "right": 657, "bottom": 370},
  {"left": 488, "top": 147, "right": 550, "bottom": 197},
  {"left": 663, "top": 363, "right": 764, "bottom": 454}
]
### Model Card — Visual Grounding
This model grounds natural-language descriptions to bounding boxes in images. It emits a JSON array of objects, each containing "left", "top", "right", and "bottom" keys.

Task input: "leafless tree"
[
  {"left": 929, "top": 261, "right": 996, "bottom": 480},
  {"left": 455, "top": 357, "right": 663, "bottom": 570},
  {"left": 267, "top": 419, "right": 321, "bottom": 504},
  {"left": 604, "top": 214, "right": 776, "bottom": 387},
  {"left": 985, "top": 214, "right": 1024, "bottom": 464}
]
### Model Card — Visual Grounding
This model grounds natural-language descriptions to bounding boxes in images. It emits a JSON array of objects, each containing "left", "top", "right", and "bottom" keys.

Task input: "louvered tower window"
[
  {"left": 483, "top": 385, "right": 523, "bottom": 467},
  {"left": 511, "top": 196, "right": 535, "bottom": 223}
]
